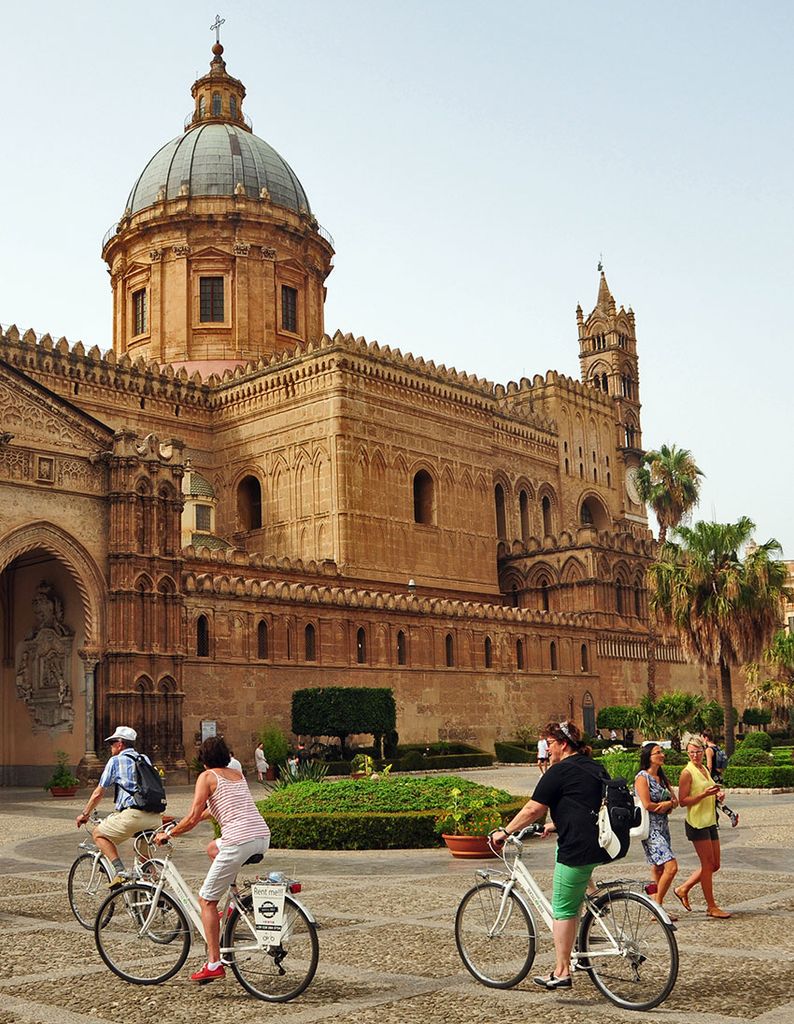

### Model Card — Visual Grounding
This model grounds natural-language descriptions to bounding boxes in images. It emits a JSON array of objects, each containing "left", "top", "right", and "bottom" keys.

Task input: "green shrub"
[
  {"left": 257, "top": 775, "right": 523, "bottom": 849},
  {"left": 399, "top": 751, "right": 426, "bottom": 771},
  {"left": 742, "top": 707, "right": 773, "bottom": 727},
  {"left": 739, "top": 732, "right": 773, "bottom": 751},
  {"left": 291, "top": 686, "right": 396, "bottom": 751},
  {"left": 397, "top": 741, "right": 484, "bottom": 756},
  {"left": 596, "top": 705, "right": 637, "bottom": 731},
  {"left": 660, "top": 748, "right": 689, "bottom": 765},
  {"left": 495, "top": 742, "right": 533, "bottom": 763},
  {"left": 600, "top": 750, "right": 640, "bottom": 780},
  {"left": 729, "top": 746, "right": 773, "bottom": 767},
  {"left": 423, "top": 753, "right": 494, "bottom": 770},
  {"left": 771, "top": 747, "right": 794, "bottom": 764},
  {"left": 259, "top": 722, "right": 290, "bottom": 766},
  {"left": 722, "top": 765, "right": 794, "bottom": 788},
  {"left": 261, "top": 775, "right": 514, "bottom": 814}
]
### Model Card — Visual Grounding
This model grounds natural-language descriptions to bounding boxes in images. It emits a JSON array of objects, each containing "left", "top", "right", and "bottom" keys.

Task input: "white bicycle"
[
  {"left": 454, "top": 825, "right": 679, "bottom": 1011},
  {"left": 92, "top": 829, "right": 319, "bottom": 1002},
  {"left": 67, "top": 812, "right": 167, "bottom": 929}
]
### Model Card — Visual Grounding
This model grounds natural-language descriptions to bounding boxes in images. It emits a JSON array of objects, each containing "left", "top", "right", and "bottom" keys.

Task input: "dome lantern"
[{"left": 187, "top": 40, "right": 250, "bottom": 133}]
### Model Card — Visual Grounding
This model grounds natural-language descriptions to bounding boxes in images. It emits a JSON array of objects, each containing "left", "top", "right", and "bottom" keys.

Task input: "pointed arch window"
[
  {"left": 540, "top": 577, "right": 550, "bottom": 613},
  {"left": 580, "top": 643, "right": 589, "bottom": 672},
  {"left": 495, "top": 483, "right": 506, "bottom": 539},
  {"left": 511, "top": 583, "right": 519, "bottom": 608},
  {"left": 519, "top": 489, "right": 530, "bottom": 544},
  {"left": 616, "top": 581, "right": 625, "bottom": 615},
  {"left": 445, "top": 633, "right": 455, "bottom": 667},
  {"left": 484, "top": 636, "right": 493, "bottom": 668},
  {"left": 257, "top": 620, "right": 268, "bottom": 660},
  {"left": 196, "top": 615, "right": 210, "bottom": 657},
  {"left": 516, "top": 638, "right": 525, "bottom": 670},
  {"left": 413, "top": 470, "right": 435, "bottom": 525},
  {"left": 356, "top": 627, "right": 367, "bottom": 664},
  {"left": 550, "top": 640, "right": 558, "bottom": 672},
  {"left": 238, "top": 475, "right": 262, "bottom": 530},
  {"left": 634, "top": 586, "right": 642, "bottom": 618},
  {"left": 305, "top": 623, "right": 316, "bottom": 661},
  {"left": 397, "top": 630, "right": 407, "bottom": 665},
  {"left": 541, "top": 495, "right": 552, "bottom": 537}
]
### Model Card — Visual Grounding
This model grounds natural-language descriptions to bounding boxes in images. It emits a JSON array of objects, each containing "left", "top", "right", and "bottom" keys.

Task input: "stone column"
[{"left": 78, "top": 648, "right": 104, "bottom": 782}]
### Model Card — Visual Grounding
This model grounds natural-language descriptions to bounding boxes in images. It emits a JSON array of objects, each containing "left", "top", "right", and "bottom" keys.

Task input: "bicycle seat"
[{"left": 243, "top": 853, "right": 264, "bottom": 865}]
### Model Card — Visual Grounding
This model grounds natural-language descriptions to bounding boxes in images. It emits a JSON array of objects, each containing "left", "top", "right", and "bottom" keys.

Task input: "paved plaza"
[{"left": 0, "top": 767, "right": 792, "bottom": 1024}]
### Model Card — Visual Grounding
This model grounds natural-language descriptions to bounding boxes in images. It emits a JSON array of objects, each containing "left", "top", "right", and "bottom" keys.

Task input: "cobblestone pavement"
[{"left": 0, "top": 770, "right": 792, "bottom": 1023}]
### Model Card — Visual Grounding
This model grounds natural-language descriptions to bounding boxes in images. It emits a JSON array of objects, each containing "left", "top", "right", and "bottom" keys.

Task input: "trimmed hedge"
[
  {"left": 257, "top": 775, "right": 522, "bottom": 849},
  {"left": 723, "top": 765, "right": 794, "bottom": 788},
  {"left": 262, "top": 802, "right": 525, "bottom": 850},
  {"left": 495, "top": 742, "right": 534, "bottom": 763},
  {"left": 422, "top": 753, "right": 494, "bottom": 770},
  {"left": 739, "top": 732, "right": 773, "bottom": 752},
  {"left": 729, "top": 747, "right": 773, "bottom": 767}
]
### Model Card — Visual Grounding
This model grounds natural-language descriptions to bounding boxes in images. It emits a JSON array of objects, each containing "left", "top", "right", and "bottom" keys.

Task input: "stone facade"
[{"left": 0, "top": 42, "right": 714, "bottom": 784}]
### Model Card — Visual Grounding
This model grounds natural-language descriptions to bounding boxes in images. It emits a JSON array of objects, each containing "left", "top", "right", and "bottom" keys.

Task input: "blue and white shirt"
[{"left": 99, "top": 749, "right": 153, "bottom": 810}]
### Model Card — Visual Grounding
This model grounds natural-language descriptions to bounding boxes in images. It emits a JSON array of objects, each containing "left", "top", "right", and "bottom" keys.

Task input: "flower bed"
[{"left": 257, "top": 776, "right": 522, "bottom": 849}]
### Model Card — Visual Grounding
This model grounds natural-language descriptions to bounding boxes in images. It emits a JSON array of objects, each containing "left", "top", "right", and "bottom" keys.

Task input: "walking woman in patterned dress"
[{"left": 634, "top": 743, "right": 679, "bottom": 919}]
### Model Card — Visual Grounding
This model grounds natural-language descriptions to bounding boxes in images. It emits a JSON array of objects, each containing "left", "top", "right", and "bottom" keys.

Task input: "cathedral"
[{"left": 0, "top": 40, "right": 707, "bottom": 783}]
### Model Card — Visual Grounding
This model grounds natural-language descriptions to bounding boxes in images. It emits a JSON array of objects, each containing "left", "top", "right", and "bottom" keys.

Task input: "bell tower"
[{"left": 577, "top": 269, "right": 642, "bottom": 457}]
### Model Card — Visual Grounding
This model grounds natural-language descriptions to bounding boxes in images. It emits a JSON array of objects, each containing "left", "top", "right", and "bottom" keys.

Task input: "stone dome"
[{"left": 125, "top": 122, "right": 311, "bottom": 217}]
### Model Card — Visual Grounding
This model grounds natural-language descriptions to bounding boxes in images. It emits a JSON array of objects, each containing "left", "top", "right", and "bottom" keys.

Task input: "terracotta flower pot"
[
  {"left": 442, "top": 833, "right": 496, "bottom": 859},
  {"left": 265, "top": 766, "right": 276, "bottom": 781},
  {"left": 49, "top": 786, "right": 79, "bottom": 798}
]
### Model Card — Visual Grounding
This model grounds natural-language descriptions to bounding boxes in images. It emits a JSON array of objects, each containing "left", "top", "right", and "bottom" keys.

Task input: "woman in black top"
[{"left": 492, "top": 720, "right": 606, "bottom": 991}]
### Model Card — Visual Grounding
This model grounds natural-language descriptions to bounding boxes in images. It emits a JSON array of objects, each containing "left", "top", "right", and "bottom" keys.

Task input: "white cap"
[
  {"left": 104, "top": 726, "right": 137, "bottom": 744},
  {"left": 598, "top": 812, "right": 622, "bottom": 860}
]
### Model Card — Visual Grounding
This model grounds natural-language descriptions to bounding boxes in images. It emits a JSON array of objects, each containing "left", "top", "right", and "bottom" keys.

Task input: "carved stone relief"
[{"left": 15, "top": 580, "right": 75, "bottom": 732}]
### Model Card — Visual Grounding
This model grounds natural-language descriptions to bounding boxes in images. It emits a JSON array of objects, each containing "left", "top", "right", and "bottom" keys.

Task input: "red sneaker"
[{"left": 191, "top": 963, "right": 226, "bottom": 983}]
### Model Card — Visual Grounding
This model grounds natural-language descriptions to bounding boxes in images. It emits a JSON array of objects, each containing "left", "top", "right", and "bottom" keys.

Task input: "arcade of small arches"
[
  {"left": 499, "top": 559, "right": 648, "bottom": 620},
  {"left": 187, "top": 609, "right": 593, "bottom": 675}
]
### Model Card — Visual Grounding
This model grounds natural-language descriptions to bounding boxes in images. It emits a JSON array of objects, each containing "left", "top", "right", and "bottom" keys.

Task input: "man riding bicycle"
[{"left": 75, "top": 726, "right": 163, "bottom": 887}]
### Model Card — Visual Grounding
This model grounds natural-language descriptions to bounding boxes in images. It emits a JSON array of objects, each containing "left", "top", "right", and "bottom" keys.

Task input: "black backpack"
[
  {"left": 572, "top": 758, "right": 636, "bottom": 862},
  {"left": 118, "top": 751, "right": 167, "bottom": 814},
  {"left": 600, "top": 775, "right": 636, "bottom": 861}
]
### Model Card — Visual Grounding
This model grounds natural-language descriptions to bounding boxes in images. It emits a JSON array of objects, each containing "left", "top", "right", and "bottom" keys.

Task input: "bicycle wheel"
[
  {"left": 224, "top": 893, "right": 319, "bottom": 1002},
  {"left": 94, "top": 883, "right": 191, "bottom": 984},
  {"left": 577, "top": 890, "right": 678, "bottom": 1010},
  {"left": 67, "top": 853, "right": 112, "bottom": 929},
  {"left": 454, "top": 881, "right": 536, "bottom": 988}
]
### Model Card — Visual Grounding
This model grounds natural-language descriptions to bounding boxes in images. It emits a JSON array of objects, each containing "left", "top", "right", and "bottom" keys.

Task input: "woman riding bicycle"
[
  {"left": 155, "top": 735, "right": 270, "bottom": 983},
  {"left": 492, "top": 720, "right": 607, "bottom": 991}
]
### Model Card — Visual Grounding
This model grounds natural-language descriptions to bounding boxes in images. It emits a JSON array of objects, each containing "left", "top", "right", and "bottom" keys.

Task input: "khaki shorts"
[
  {"left": 95, "top": 807, "right": 163, "bottom": 844},
  {"left": 199, "top": 836, "right": 270, "bottom": 901}
]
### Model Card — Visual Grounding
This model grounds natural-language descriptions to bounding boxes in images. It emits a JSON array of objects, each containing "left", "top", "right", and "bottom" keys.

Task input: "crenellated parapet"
[{"left": 182, "top": 567, "right": 593, "bottom": 628}]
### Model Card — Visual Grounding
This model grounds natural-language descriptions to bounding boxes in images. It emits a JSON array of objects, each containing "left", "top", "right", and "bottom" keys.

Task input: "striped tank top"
[{"left": 207, "top": 771, "right": 270, "bottom": 845}]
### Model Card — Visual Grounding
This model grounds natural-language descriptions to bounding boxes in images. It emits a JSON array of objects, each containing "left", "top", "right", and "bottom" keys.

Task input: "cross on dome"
[{"left": 210, "top": 14, "right": 225, "bottom": 44}]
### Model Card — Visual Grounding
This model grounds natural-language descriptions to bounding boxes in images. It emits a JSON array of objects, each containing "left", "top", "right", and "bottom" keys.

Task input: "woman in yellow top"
[{"left": 674, "top": 738, "right": 731, "bottom": 918}]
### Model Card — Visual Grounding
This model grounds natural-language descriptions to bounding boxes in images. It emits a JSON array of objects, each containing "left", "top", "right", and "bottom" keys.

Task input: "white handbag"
[{"left": 630, "top": 795, "right": 650, "bottom": 841}]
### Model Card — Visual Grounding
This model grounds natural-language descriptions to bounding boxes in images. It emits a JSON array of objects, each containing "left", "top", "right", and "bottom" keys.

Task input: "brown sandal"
[
  {"left": 673, "top": 887, "right": 691, "bottom": 912},
  {"left": 707, "top": 907, "right": 731, "bottom": 919}
]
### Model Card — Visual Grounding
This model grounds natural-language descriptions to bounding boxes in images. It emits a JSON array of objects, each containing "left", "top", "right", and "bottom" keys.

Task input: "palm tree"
[
  {"left": 746, "top": 629, "right": 794, "bottom": 729},
  {"left": 647, "top": 517, "right": 789, "bottom": 756},
  {"left": 635, "top": 444, "right": 703, "bottom": 696},
  {"left": 635, "top": 444, "right": 703, "bottom": 545}
]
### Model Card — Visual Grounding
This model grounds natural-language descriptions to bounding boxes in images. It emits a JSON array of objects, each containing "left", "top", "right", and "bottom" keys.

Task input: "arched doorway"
[
  {"left": 582, "top": 691, "right": 596, "bottom": 737},
  {"left": 0, "top": 524, "right": 104, "bottom": 785}
]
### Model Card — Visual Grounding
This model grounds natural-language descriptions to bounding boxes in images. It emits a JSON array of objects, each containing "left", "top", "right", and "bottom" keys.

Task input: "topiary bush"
[
  {"left": 740, "top": 731, "right": 773, "bottom": 751},
  {"left": 729, "top": 746, "right": 774, "bottom": 767},
  {"left": 495, "top": 742, "right": 533, "bottom": 763},
  {"left": 398, "top": 750, "right": 426, "bottom": 771}
]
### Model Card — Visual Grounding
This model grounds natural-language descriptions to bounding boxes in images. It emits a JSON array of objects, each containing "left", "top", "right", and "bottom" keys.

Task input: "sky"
[{"left": 2, "top": 1, "right": 792, "bottom": 556}]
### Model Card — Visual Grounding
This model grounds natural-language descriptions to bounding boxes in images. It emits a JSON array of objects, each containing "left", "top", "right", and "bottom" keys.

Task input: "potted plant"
[
  {"left": 259, "top": 723, "right": 289, "bottom": 782},
  {"left": 44, "top": 750, "right": 80, "bottom": 798},
  {"left": 435, "top": 787, "right": 503, "bottom": 858}
]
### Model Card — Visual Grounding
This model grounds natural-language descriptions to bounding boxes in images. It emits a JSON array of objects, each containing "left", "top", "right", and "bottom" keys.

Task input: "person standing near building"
[
  {"left": 254, "top": 742, "right": 268, "bottom": 781},
  {"left": 227, "top": 749, "right": 243, "bottom": 773},
  {"left": 75, "top": 726, "right": 163, "bottom": 887},
  {"left": 536, "top": 735, "right": 549, "bottom": 774}
]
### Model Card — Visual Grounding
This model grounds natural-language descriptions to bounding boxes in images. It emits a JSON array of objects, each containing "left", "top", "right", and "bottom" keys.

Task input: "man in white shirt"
[
  {"left": 227, "top": 750, "right": 243, "bottom": 773},
  {"left": 536, "top": 735, "right": 549, "bottom": 774}
]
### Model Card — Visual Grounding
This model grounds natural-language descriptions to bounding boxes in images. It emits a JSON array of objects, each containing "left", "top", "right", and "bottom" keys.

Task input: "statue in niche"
[{"left": 15, "top": 580, "right": 75, "bottom": 731}]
